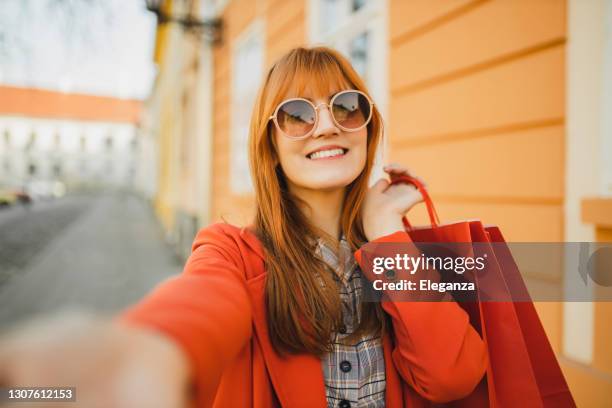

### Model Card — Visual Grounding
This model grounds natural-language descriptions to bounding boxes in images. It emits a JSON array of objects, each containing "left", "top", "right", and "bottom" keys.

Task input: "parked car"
[
  {"left": 14, "top": 191, "right": 33, "bottom": 204},
  {"left": 0, "top": 189, "right": 33, "bottom": 208},
  {"left": 0, "top": 190, "right": 17, "bottom": 208},
  {"left": 24, "top": 180, "right": 65, "bottom": 201}
]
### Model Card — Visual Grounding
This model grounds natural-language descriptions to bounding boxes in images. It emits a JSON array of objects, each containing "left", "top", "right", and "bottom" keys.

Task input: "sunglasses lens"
[
  {"left": 332, "top": 91, "right": 371, "bottom": 130},
  {"left": 276, "top": 100, "right": 316, "bottom": 138}
]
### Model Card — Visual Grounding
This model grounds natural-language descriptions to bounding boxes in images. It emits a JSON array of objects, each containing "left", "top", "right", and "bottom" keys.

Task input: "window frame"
[{"left": 307, "top": 0, "right": 389, "bottom": 181}]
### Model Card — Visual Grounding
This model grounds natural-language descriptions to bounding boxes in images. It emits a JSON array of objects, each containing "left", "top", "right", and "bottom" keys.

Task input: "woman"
[{"left": 0, "top": 47, "right": 486, "bottom": 408}]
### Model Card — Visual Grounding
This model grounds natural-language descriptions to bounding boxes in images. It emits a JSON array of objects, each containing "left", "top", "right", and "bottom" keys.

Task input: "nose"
[{"left": 312, "top": 103, "right": 340, "bottom": 138}]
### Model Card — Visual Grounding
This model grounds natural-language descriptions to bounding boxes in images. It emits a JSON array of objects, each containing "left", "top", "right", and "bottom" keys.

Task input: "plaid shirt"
[{"left": 316, "top": 237, "right": 386, "bottom": 408}]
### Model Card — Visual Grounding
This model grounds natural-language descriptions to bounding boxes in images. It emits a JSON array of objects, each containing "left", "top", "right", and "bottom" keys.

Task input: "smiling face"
[{"left": 273, "top": 87, "right": 369, "bottom": 193}]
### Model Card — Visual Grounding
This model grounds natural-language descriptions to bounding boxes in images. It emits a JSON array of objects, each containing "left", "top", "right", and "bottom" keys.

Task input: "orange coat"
[{"left": 119, "top": 223, "right": 487, "bottom": 407}]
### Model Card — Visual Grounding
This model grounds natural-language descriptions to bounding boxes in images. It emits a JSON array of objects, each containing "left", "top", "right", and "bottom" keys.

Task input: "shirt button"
[
  {"left": 385, "top": 268, "right": 397, "bottom": 280},
  {"left": 339, "top": 360, "right": 352, "bottom": 373},
  {"left": 338, "top": 399, "right": 351, "bottom": 408}
]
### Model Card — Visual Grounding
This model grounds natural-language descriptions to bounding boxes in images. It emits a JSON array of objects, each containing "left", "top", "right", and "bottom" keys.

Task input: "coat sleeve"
[
  {"left": 354, "top": 231, "right": 487, "bottom": 403},
  {"left": 115, "top": 223, "right": 252, "bottom": 405}
]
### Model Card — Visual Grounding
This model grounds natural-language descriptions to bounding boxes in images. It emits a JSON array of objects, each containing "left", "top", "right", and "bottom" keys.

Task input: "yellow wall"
[
  {"left": 152, "top": 0, "right": 177, "bottom": 233},
  {"left": 153, "top": 0, "right": 173, "bottom": 66},
  {"left": 155, "top": 100, "right": 177, "bottom": 233},
  {"left": 153, "top": 0, "right": 202, "bottom": 240}
]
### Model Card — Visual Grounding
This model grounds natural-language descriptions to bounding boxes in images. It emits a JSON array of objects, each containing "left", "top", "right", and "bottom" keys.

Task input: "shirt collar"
[{"left": 316, "top": 234, "right": 357, "bottom": 285}]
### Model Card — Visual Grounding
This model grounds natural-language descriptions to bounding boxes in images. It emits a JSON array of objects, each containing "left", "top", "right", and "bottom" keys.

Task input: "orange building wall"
[
  {"left": 387, "top": 0, "right": 566, "bottom": 355},
  {"left": 388, "top": 0, "right": 565, "bottom": 242},
  {"left": 211, "top": 0, "right": 306, "bottom": 225},
  {"left": 387, "top": 1, "right": 612, "bottom": 406}
]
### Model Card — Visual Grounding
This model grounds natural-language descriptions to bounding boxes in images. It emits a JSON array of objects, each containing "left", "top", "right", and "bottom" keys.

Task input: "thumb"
[
  {"left": 397, "top": 187, "right": 424, "bottom": 213},
  {"left": 371, "top": 178, "right": 390, "bottom": 193}
]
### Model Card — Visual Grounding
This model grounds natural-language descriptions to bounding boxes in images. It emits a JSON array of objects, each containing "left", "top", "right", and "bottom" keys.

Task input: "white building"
[{"left": 0, "top": 86, "right": 147, "bottom": 196}]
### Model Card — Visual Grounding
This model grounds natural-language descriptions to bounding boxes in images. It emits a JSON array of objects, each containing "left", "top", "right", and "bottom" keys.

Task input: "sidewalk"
[{"left": 0, "top": 192, "right": 182, "bottom": 329}]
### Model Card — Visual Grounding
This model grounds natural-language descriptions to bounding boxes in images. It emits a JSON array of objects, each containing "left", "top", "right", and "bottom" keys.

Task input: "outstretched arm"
[
  {"left": 0, "top": 223, "right": 252, "bottom": 408},
  {"left": 118, "top": 223, "right": 253, "bottom": 406}
]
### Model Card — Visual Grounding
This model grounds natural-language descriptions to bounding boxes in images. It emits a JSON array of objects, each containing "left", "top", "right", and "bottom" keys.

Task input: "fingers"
[
  {"left": 383, "top": 163, "right": 410, "bottom": 175},
  {"left": 371, "top": 178, "right": 390, "bottom": 193},
  {"left": 384, "top": 164, "right": 412, "bottom": 186},
  {"left": 383, "top": 163, "right": 428, "bottom": 188},
  {"left": 393, "top": 184, "right": 424, "bottom": 212}
]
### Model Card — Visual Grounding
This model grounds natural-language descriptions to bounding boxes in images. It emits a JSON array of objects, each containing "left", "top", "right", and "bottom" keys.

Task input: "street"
[{"left": 0, "top": 193, "right": 182, "bottom": 329}]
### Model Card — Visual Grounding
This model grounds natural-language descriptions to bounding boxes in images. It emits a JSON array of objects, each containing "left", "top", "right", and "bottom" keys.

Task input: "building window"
[
  {"left": 602, "top": 0, "right": 612, "bottom": 194},
  {"left": 52, "top": 163, "right": 62, "bottom": 178},
  {"left": 53, "top": 132, "right": 61, "bottom": 150},
  {"left": 28, "top": 163, "right": 37, "bottom": 176},
  {"left": 3, "top": 130, "right": 10, "bottom": 147},
  {"left": 25, "top": 131, "right": 37, "bottom": 151},
  {"left": 230, "top": 20, "right": 264, "bottom": 194},
  {"left": 105, "top": 135, "right": 113, "bottom": 151},
  {"left": 80, "top": 135, "right": 87, "bottom": 152},
  {"left": 320, "top": 0, "right": 342, "bottom": 36},
  {"left": 349, "top": 31, "right": 369, "bottom": 80},
  {"left": 352, "top": 0, "right": 366, "bottom": 12},
  {"left": 309, "top": 0, "right": 387, "bottom": 108},
  {"left": 309, "top": 0, "right": 388, "bottom": 181}
]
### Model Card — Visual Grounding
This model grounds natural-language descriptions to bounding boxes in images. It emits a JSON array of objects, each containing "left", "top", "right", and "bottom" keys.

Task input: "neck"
[{"left": 290, "top": 184, "right": 345, "bottom": 243}]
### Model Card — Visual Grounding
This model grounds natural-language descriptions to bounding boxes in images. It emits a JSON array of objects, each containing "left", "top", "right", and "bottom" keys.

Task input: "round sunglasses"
[{"left": 269, "top": 89, "right": 374, "bottom": 139}]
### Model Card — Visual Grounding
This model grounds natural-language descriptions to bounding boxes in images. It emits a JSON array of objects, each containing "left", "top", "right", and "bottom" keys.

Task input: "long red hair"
[{"left": 248, "top": 46, "right": 385, "bottom": 355}]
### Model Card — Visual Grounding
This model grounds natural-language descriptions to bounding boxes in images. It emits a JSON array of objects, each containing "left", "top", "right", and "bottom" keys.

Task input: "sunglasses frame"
[{"left": 268, "top": 89, "right": 375, "bottom": 140}]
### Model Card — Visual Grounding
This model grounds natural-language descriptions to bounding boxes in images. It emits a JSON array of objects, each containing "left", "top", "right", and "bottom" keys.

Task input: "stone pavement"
[
  {"left": 0, "top": 196, "right": 92, "bottom": 284},
  {"left": 0, "top": 192, "right": 182, "bottom": 329}
]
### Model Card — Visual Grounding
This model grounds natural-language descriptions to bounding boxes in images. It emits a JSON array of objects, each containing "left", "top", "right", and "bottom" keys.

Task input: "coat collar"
[
  {"left": 239, "top": 225, "right": 348, "bottom": 261},
  {"left": 236, "top": 223, "right": 404, "bottom": 408},
  {"left": 238, "top": 224, "right": 327, "bottom": 407},
  {"left": 239, "top": 225, "right": 265, "bottom": 260}
]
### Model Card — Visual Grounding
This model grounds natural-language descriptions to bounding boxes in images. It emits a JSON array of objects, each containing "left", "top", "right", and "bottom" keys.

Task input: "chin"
[{"left": 302, "top": 172, "right": 361, "bottom": 190}]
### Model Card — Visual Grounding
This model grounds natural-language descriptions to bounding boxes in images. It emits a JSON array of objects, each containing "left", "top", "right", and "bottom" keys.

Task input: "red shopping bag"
[{"left": 390, "top": 175, "right": 575, "bottom": 408}]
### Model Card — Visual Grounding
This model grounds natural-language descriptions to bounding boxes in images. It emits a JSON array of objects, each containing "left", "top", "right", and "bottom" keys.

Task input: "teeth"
[{"left": 308, "top": 148, "right": 345, "bottom": 159}]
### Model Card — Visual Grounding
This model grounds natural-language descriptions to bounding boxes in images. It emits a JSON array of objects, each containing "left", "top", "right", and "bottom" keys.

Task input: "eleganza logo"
[
  {"left": 372, "top": 278, "right": 476, "bottom": 293},
  {"left": 357, "top": 242, "right": 612, "bottom": 302}
]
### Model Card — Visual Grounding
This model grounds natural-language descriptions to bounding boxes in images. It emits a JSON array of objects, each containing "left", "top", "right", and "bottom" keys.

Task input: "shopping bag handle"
[{"left": 389, "top": 174, "right": 440, "bottom": 229}]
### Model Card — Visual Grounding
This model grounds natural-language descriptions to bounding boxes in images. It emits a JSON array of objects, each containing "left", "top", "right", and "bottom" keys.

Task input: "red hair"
[{"left": 248, "top": 46, "right": 385, "bottom": 355}]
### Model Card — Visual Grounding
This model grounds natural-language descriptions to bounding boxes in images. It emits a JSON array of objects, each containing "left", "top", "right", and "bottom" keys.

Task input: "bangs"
[{"left": 269, "top": 49, "right": 354, "bottom": 103}]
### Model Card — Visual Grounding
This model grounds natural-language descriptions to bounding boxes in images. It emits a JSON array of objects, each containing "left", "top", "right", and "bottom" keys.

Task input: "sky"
[{"left": 0, "top": 0, "right": 157, "bottom": 100}]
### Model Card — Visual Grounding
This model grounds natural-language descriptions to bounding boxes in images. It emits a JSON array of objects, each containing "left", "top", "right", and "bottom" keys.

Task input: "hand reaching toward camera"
[
  {"left": 362, "top": 164, "right": 425, "bottom": 241},
  {"left": 0, "top": 312, "right": 191, "bottom": 408}
]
